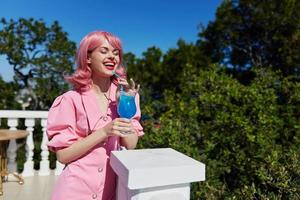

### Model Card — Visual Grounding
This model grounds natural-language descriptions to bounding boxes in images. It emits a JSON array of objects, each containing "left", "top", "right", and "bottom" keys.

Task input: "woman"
[{"left": 47, "top": 31, "right": 144, "bottom": 200}]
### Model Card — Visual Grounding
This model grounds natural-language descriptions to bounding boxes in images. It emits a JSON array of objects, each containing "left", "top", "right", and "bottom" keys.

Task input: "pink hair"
[{"left": 65, "top": 31, "right": 126, "bottom": 91}]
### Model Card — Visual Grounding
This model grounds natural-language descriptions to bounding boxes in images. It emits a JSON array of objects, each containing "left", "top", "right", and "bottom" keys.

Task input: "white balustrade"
[
  {"left": 23, "top": 118, "right": 35, "bottom": 176},
  {"left": 39, "top": 118, "right": 50, "bottom": 176},
  {"left": 0, "top": 110, "right": 49, "bottom": 176}
]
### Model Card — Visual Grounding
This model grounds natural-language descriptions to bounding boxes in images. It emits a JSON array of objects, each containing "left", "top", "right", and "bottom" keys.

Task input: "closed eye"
[
  {"left": 113, "top": 49, "right": 120, "bottom": 56},
  {"left": 100, "top": 47, "right": 109, "bottom": 54}
]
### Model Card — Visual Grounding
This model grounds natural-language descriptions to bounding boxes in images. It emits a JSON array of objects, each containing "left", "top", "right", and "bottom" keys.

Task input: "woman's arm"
[
  {"left": 56, "top": 118, "right": 130, "bottom": 164},
  {"left": 56, "top": 129, "right": 108, "bottom": 164},
  {"left": 120, "top": 132, "right": 138, "bottom": 149}
]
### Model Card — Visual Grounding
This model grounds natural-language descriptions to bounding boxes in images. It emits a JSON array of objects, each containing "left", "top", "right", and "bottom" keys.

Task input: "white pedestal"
[{"left": 110, "top": 148, "right": 205, "bottom": 200}]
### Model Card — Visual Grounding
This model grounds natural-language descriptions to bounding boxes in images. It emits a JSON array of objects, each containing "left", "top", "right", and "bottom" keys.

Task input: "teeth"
[{"left": 104, "top": 62, "right": 114, "bottom": 66}]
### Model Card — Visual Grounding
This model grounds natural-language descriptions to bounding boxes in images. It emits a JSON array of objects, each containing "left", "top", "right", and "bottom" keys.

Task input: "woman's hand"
[
  {"left": 116, "top": 78, "right": 140, "bottom": 101},
  {"left": 101, "top": 118, "right": 136, "bottom": 137}
]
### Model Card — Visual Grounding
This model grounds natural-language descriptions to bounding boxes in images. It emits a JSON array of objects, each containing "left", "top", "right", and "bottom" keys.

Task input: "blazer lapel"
[
  {"left": 81, "top": 83, "right": 118, "bottom": 133},
  {"left": 81, "top": 90, "right": 102, "bottom": 133}
]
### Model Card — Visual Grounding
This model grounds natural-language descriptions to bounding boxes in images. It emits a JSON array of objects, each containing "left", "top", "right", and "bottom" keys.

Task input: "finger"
[
  {"left": 116, "top": 122, "right": 132, "bottom": 129},
  {"left": 119, "top": 127, "right": 135, "bottom": 135},
  {"left": 113, "top": 120, "right": 131, "bottom": 131},
  {"left": 119, "top": 131, "right": 132, "bottom": 136},
  {"left": 111, "top": 129, "right": 128, "bottom": 137},
  {"left": 112, "top": 125, "right": 128, "bottom": 136},
  {"left": 118, "top": 80, "right": 128, "bottom": 85},
  {"left": 130, "top": 78, "right": 135, "bottom": 89},
  {"left": 126, "top": 128, "right": 136, "bottom": 135},
  {"left": 116, "top": 90, "right": 120, "bottom": 100},
  {"left": 111, "top": 124, "right": 131, "bottom": 136},
  {"left": 120, "top": 127, "right": 132, "bottom": 133},
  {"left": 117, "top": 79, "right": 129, "bottom": 89},
  {"left": 116, "top": 118, "right": 131, "bottom": 123},
  {"left": 136, "top": 84, "right": 140, "bottom": 92}
]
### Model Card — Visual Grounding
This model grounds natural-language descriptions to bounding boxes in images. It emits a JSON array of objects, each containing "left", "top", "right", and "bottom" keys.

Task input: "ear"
[{"left": 87, "top": 56, "right": 91, "bottom": 64}]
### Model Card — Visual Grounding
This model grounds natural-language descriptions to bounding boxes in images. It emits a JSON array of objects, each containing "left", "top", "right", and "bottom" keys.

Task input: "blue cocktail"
[{"left": 117, "top": 91, "right": 137, "bottom": 119}]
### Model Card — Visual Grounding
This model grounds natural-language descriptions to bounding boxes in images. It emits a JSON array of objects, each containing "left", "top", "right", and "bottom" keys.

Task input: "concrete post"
[{"left": 110, "top": 148, "right": 205, "bottom": 200}]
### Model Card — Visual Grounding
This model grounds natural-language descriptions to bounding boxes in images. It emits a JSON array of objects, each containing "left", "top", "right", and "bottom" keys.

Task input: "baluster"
[
  {"left": 39, "top": 119, "right": 50, "bottom": 176},
  {"left": 7, "top": 118, "right": 18, "bottom": 172},
  {"left": 22, "top": 118, "right": 35, "bottom": 176}
]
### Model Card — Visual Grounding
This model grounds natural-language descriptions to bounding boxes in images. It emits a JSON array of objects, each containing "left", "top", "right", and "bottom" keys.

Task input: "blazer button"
[
  {"left": 98, "top": 168, "right": 103, "bottom": 172},
  {"left": 92, "top": 193, "right": 97, "bottom": 199}
]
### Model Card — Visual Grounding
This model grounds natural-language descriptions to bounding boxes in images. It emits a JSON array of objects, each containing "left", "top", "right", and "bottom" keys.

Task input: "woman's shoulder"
[
  {"left": 50, "top": 90, "right": 81, "bottom": 108},
  {"left": 57, "top": 90, "right": 82, "bottom": 102},
  {"left": 63, "top": 90, "right": 81, "bottom": 99}
]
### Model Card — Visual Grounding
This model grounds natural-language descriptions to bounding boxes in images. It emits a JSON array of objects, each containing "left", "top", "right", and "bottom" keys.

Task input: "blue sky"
[{"left": 0, "top": 0, "right": 222, "bottom": 81}]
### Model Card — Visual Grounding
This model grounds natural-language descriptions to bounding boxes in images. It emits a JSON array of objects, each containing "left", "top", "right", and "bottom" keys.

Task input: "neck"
[{"left": 92, "top": 76, "right": 111, "bottom": 94}]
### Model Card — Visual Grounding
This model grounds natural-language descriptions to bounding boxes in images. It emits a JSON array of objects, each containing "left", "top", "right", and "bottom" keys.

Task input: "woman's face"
[{"left": 88, "top": 37, "right": 120, "bottom": 78}]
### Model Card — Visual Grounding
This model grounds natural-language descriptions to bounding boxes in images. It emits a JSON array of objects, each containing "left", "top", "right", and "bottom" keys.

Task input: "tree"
[
  {"left": 126, "top": 40, "right": 211, "bottom": 98},
  {"left": 0, "top": 76, "right": 20, "bottom": 109},
  {"left": 0, "top": 18, "right": 76, "bottom": 109},
  {"left": 198, "top": 0, "right": 300, "bottom": 76},
  {"left": 126, "top": 46, "right": 164, "bottom": 91},
  {"left": 162, "top": 39, "right": 210, "bottom": 91}
]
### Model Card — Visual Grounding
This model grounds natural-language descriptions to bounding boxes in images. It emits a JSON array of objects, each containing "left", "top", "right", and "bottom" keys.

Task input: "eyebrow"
[
  {"left": 99, "top": 47, "right": 109, "bottom": 50},
  {"left": 99, "top": 47, "right": 119, "bottom": 51}
]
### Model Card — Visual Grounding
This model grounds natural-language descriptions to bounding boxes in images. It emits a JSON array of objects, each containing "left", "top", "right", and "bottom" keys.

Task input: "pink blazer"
[{"left": 47, "top": 83, "right": 143, "bottom": 200}]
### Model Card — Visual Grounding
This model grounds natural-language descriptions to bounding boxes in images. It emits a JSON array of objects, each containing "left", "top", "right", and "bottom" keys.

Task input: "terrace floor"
[{"left": 0, "top": 174, "right": 58, "bottom": 200}]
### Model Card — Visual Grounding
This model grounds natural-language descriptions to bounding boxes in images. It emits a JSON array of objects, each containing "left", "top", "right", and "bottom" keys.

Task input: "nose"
[{"left": 107, "top": 51, "right": 116, "bottom": 60}]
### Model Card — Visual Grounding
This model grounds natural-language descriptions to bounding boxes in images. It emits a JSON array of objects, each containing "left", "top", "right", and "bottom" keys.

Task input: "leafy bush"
[{"left": 138, "top": 65, "right": 300, "bottom": 199}]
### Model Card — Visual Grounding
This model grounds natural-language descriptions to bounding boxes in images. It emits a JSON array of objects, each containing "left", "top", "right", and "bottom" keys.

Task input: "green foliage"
[
  {"left": 0, "top": 76, "right": 21, "bottom": 109},
  {"left": 0, "top": 18, "right": 76, "bottom": 109},
  {"left": 126, "top": 40, "right": 210, "bottom": 97},
  {"left": 198, "top": 0, "right": 300, "bottom": 76},
  {"left": 126, "top": 46, "right": 164, "bottom": 94},
  {"left": 138, "top": 65, "right": 300, "bottom": 199},
  {"left": 161, "top": 39, "right": 210, "bottom": 91}
]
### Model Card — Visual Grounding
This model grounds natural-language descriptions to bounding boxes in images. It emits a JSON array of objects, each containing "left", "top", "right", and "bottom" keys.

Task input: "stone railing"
[
  {"left": 0, "top": 110, "right": 206, "bottom": 199},
  {"left": 0, "top": 110, "right": 64, "bottom": 176}
]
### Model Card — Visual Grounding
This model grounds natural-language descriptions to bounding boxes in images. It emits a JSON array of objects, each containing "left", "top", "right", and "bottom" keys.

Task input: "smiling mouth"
[{"left": 104, "top": 62, "right": 115, "bottom": 70}]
